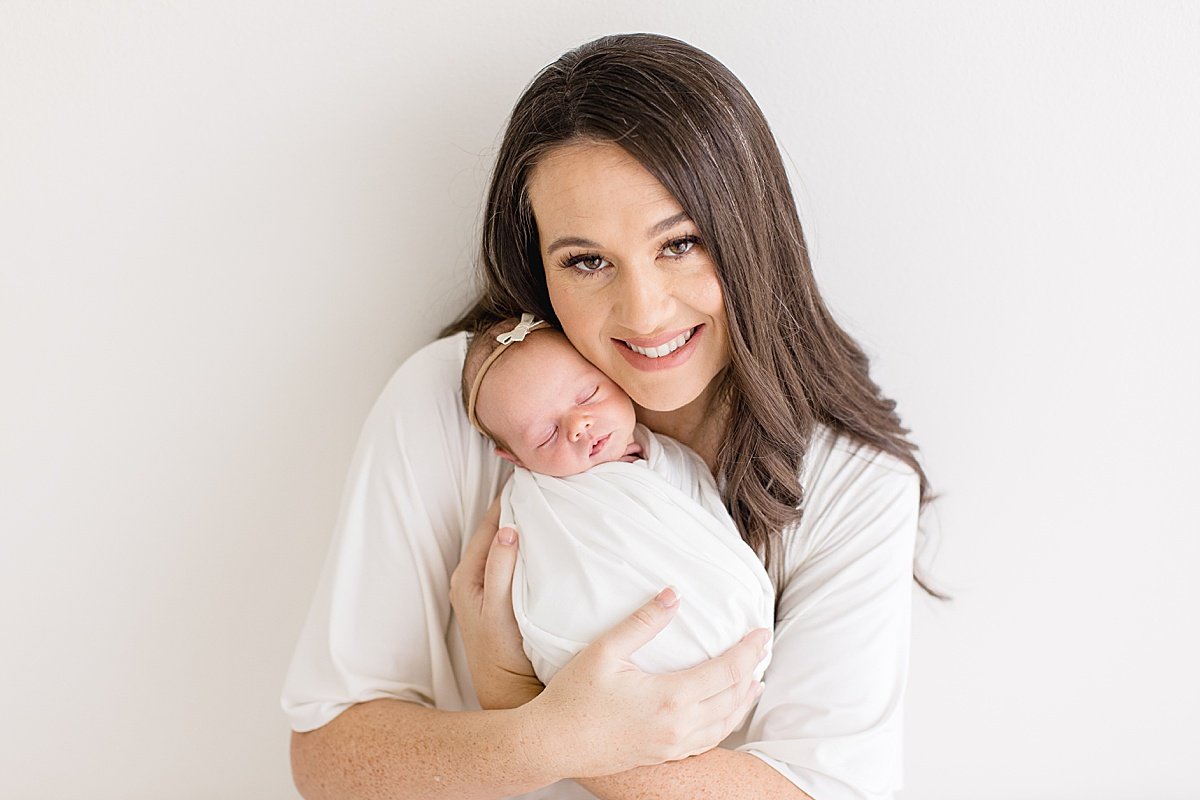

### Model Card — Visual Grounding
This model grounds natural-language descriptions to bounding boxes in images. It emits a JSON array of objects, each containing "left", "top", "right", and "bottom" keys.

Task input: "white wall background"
[{"left": 2, "top": 2, "right": 1197, "bottom": 798}]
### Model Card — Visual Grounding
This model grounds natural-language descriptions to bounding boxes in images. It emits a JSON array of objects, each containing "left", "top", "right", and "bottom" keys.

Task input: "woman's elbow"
[{"left": 290, "top": 729, "right": 326, "bottom": 800}]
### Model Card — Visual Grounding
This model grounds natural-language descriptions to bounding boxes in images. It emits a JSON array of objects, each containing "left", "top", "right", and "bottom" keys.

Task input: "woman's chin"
[
  {"left": 625, "top": 367, "right": 729, "bottom": 418},
  {"left": 634, "top": 397, "right": 685, "bottom": 413},
  {"left": 628, "top": 384, "right": 704, "bottom": 414}
]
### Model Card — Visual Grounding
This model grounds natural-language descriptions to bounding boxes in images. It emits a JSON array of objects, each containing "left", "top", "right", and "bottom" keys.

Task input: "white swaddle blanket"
[{"left": 502, "top": 424, "right": 774, "bottom": 686}]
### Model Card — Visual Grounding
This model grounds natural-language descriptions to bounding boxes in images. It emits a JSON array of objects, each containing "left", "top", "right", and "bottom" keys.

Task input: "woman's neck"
[{"left": 635, "top": 381, "right": 730, "bottom": 472}]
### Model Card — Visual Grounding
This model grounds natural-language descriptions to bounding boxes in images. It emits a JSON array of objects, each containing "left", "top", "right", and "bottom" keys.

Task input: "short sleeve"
[
  {"left": 280, "top": 334, "right": 507, "bottom": 732},
  {"left": 732, "top": 430, "right": 921, "bottom": 800}
]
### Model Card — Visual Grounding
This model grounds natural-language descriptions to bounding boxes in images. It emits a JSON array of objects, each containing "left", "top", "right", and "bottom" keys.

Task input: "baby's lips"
[{"left": 589, "top": 432, "right": 612, "bottom": 456}]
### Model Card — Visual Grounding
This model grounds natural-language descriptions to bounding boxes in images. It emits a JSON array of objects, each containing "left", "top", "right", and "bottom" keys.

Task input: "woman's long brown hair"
[{"left": 443, "top": 33, "right": 944, "bottom": 602}]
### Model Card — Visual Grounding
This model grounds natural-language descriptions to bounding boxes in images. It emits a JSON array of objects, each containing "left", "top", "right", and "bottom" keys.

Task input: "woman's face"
[{"left": 528, "top": 140, "right": 731, "bottom": 413}]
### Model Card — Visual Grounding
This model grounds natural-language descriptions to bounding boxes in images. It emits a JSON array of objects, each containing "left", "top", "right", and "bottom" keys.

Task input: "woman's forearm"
[
  {"left": 290, "top": 698, "right": 561, "bottom": 800},
  {"left": 578, "top": 747, "right": 813, "bottom": 800}
]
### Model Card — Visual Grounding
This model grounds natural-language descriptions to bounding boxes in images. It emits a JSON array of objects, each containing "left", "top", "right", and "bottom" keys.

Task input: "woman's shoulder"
[
  {"left": 352, "top": 331, "right": 507, "bottom": 539},
  {"left": 782, "top": 424, "right": 922, "bottom": 571},
  {"left": 355, "top": 331, "right": 500, "bottom": 480},
  {"left": 800, "top": 424, "right": 919, "bottom": 494},
  {"left": 370, "top": 332, "right": 468, "bottom": 423}
]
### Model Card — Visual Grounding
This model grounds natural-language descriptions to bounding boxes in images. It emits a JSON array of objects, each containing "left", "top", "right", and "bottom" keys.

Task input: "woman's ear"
[{"left": 494, "top": 446, "right": 524, "bottom": 468}]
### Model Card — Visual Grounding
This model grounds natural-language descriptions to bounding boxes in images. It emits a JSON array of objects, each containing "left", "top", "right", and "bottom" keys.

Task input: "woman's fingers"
[
  {"left": 449, "top": 494, "right": 542, "bottom": 710},
  {"left": 532, "top": 595, "right": 776, "bottom": 775},
  {"left": 455, "top": 496, "right": 503, "bottom": 593},
  {"left": 677, "top": 627, "right": 771, "bottom": 703},
  {"left": 482, "top": 527, "right": 519, "bottom": 612},
  {"left": 696, "top": 670, "right": 764, "bottom": 728},
  {"left": 592, "top": 586, "right": 681, "bottom": 659},
  {"left": 688, "top": 679, "right": 765, "bottom": 755}
]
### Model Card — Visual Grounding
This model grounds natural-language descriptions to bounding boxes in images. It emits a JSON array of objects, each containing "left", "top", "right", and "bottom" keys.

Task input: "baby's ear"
[{"left": 493, "top": 446, "right": 524, "bottom": 468}]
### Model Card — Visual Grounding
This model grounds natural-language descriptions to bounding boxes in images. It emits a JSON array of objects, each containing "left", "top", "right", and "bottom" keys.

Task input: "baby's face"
[{"left": 476, "top": 332, "right": 638, "bottom": 477}]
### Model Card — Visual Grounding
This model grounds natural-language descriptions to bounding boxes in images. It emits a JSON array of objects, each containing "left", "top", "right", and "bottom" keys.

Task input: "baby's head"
[{"left": 463, "top": 317, "right": 638, "bottom": 477}]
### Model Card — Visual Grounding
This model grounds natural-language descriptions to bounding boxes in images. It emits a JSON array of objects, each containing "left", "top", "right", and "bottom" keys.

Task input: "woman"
[{"left": 284, "top": 32, "right": 933, "bottom": 800}]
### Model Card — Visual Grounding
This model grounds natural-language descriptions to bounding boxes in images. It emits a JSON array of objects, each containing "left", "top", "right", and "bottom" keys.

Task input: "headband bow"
[
  {"left": 467, "top": 313, "right": 550, "bottom": 436},
  {"left": 495, "top": 313, "right": 542, "bottom": 345}
]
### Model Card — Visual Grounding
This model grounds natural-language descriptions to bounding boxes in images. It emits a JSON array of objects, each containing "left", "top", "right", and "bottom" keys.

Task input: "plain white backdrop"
[{"left": 2, "top": 2, "right": 1197, "bottom": 798}]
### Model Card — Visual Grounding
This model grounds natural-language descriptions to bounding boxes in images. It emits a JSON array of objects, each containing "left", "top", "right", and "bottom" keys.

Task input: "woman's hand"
[
  {"left": 448, "top": 496, "right": 543, "bottom": 710},
  {"left": 530, "top": 588, "right": 770, "bottom": 780},
  {"left": 619, "top": 441, "right": 643, "bottom": 463},
  {"left": 451, "top": 496, "right": 769, "bottom": 778}
]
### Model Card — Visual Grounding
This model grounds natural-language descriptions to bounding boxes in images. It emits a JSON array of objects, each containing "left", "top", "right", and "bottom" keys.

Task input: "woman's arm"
[
  {"left": 290, "top": 699, "right": 557, "bottom": 800},
  {"left": 291, "top": 583, "right": 770, "bottom": 800},
  {"left": 579, "top": 748, "right": 812, "bottom": 800}
]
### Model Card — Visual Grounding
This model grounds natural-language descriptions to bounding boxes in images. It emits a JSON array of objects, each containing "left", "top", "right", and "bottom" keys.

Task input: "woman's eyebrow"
[
  {"left": 646, "top": 211, "right": 691, "bottom": 239},
  {"left": 544, "top": 212, "right": 692, "bottom": 255},
  {"left": 545, "top": 235, "right": 599, "bottom": 255}
]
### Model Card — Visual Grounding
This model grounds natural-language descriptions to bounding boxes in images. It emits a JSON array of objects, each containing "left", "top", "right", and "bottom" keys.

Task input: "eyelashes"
[{"left": 557, "top": 234, "right": 703, "bottom": 277}]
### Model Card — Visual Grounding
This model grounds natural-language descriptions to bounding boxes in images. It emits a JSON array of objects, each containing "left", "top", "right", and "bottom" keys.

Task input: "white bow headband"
[{"left": 467, "top": 313, "right": 550, "bottom": 435}]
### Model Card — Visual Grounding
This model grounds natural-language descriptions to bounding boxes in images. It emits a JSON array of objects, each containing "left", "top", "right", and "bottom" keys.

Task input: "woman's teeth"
[{"left": 625, "top": 328, "right": 694, "bottom": 358}]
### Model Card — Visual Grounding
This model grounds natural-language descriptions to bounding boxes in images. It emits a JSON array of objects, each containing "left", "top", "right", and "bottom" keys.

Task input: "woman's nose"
[{"left": 614, "top": 262, "right": 673, "bottom": 332}]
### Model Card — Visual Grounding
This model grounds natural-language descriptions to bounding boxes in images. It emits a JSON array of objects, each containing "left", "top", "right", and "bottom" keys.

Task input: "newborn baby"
[{"left": 463, "top": 314, "right": 774, "bottom": 685}]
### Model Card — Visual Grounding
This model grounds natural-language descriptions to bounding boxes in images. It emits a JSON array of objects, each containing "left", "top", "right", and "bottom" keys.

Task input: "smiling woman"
[
  {"left": 532, "top": 141, "right": 732, "bottom": 423},
  {"left": 285, "top": 31, "right": 933, "bottom": 800}
]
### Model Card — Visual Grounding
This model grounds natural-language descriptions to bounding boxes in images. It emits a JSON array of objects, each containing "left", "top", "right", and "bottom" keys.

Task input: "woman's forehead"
[{"left": 528, "top": 142, "right": 681, "bottom": 232}]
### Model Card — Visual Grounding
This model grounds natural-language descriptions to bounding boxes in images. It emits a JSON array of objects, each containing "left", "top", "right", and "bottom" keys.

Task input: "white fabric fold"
[{"left": 502, "top": 424, "right": 775, "bottom": 684}]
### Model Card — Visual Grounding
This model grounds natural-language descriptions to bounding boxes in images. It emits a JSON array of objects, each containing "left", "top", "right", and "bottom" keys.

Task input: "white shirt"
[{"left": 282, "top": 332, "right": 921, "bottom": 800}]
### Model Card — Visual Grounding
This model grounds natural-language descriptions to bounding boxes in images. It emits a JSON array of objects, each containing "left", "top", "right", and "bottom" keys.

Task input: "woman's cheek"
[
  {"left": 548, "top": 286, "right": 578, "bottom": 334},
  {"left": 556, "top": 311, "right": 602, "bottom": 365}
]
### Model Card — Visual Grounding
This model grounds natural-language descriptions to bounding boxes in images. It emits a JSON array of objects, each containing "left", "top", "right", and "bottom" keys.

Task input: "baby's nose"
[{"left": 569, "top": 415, "right": 593, "bottom": 442}]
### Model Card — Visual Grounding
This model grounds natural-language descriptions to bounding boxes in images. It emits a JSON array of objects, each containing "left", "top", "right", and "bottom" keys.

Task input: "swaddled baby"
[{"left": 463, "top": 314, "right": 774, "bottom": 685}]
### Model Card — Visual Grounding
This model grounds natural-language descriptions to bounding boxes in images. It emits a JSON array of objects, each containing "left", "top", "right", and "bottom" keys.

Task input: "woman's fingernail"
[
  {"left": 496, "top": 528, "right": 516, "bottom": 546},
  {"left": 756, "top": 681, "right": 766, "bottom": 697},
  {"left": 655, "top": 586, "right": 679, "bottom": 608}
]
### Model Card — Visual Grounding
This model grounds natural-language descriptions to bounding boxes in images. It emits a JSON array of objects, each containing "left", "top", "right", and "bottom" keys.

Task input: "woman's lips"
[
  {"left": 613, "top": 324, "right": 703, "bottom": 372},
  {"left": 621, "top": 326, "right": 696, "bottom": 349}
]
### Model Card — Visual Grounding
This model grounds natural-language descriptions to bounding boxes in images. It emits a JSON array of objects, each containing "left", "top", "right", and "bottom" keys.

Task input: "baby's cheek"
[{"left": 527, "top": 451, "right": 563, "bottom": 477}]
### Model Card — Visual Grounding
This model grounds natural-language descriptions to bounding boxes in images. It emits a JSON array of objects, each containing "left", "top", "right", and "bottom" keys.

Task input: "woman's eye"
[
  {"left": 664, "top": 236, "right": 699, "bottom": 257},
  {"left": 562, "top": 253, "right": 611, "bottom": 275}
]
